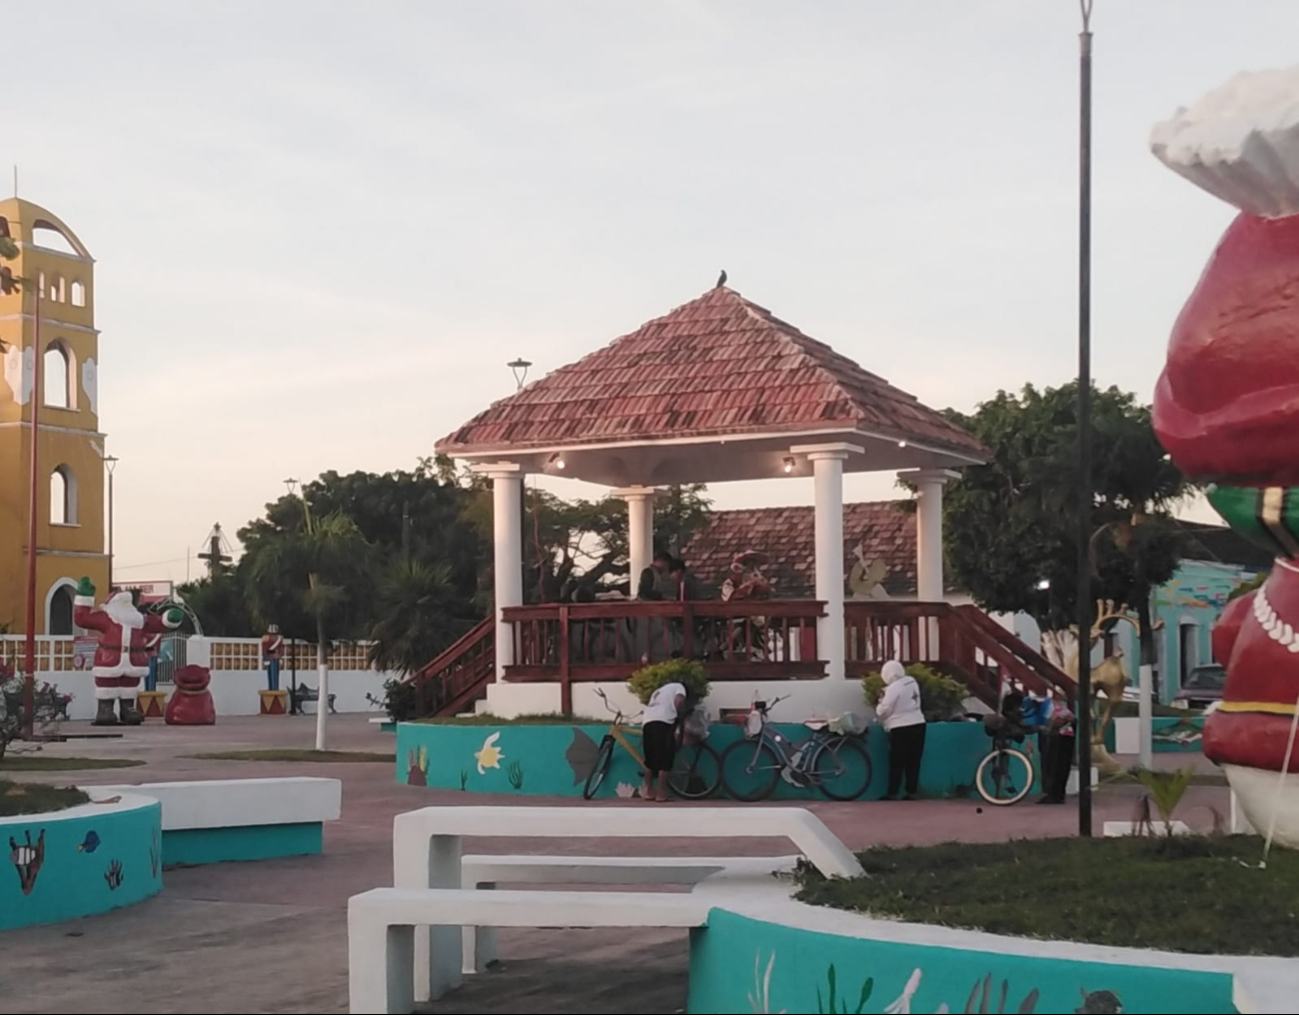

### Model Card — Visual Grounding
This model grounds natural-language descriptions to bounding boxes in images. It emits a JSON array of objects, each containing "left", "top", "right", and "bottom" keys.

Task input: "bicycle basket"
[
  {"left": 683, "top": 707, "right": 711, "bottom": 744},
  {"left": 829, "top": 712, "right": 864, "bottom": 736}
]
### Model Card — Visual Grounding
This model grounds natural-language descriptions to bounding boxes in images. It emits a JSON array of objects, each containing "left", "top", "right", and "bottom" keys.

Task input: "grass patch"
[
  {"left": 187, "top": 749, "right": 394, "bottom": 763},
  {"left": 417, "top": 712, "right": 603, "bottom": 726},
  {"left": 0, "top": 780, "right": 90, "bottom": 817},
  {"left": 0, "top": 755, "right": 145, "bottom": 772},
  {"left": 796, "top": 836, "right": 1299, "bottom": 956}
]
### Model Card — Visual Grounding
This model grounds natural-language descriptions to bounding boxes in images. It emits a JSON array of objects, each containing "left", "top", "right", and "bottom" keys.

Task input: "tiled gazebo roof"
[
  {"left": 681, "top": 500, "right": 924, "bottom": 599},
  {"left": 437, "top": 286, "right": 987, "bottom": 460}
]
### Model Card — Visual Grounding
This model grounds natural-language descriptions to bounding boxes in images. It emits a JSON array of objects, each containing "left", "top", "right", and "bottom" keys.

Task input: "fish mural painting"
[
  {"left": 77, "top": 830, "right": 101, "bottom": 854},
  {"left": 104, "top": 859, "right": 124, "bottom": 891},
  {"left": 9, "top": 829, "right": 45, "bottom": 896}
]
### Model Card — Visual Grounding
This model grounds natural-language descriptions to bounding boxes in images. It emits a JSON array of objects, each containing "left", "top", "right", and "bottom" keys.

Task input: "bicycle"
[
  {"left": 974, "top": 714, "right": 1035, "bottom": 806},
  {"left": 719, "top": 696, "right": 873, "bottom": 802},
  {"left": 582, "top": 689, "right": 722, "bottom": 801}
]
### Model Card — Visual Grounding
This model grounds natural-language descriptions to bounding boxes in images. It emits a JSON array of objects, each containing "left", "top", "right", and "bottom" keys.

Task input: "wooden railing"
[
  {"left": 845, "top": 601, "right": 1076, "bottom": 706},
  {"left": 406, "top": 617, "right": 495, "bottom": 718},
  {"left": 501, "top": 599, "right": 826, "bottom": 711}
]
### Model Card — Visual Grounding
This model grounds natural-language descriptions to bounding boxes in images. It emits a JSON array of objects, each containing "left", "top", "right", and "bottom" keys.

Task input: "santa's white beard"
[{"left": 103, "top": 595, "right": 145, "bottom": 631}]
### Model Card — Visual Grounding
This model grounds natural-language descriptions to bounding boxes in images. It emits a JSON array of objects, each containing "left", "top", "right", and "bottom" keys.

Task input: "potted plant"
[{"left": 862, "top": 664, "right": 967, "bottom": 722}]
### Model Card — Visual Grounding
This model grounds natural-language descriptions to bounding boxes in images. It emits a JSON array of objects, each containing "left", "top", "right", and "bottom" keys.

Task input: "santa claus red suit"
[{"left": 72, "top": 578, "right": 183, "bottom": 726}]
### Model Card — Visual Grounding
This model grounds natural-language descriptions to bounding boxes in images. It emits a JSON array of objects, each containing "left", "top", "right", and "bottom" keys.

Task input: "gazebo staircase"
[{"left": 405, "top": 602, "right": 1074, "bottom": 719}]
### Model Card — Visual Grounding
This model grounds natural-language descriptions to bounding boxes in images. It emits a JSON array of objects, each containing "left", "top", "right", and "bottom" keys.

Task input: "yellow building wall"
[{"left": 0, "top": 198, "right": 108, "bottom": 634}]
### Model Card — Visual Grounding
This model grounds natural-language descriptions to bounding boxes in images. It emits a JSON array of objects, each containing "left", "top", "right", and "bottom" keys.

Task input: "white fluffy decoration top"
[{"left": 1151, "top": 65, "right": 1299, "bottom": 219}]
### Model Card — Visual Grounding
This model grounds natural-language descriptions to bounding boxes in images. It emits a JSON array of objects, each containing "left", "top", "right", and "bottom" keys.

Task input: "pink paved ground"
[{"left": 0, "top": 716, "right": 1228, "bottom": 1014}]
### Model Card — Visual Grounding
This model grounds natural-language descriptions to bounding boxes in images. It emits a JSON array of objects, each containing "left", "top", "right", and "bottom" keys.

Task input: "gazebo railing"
[
  {"left": 501, "top": 599, "right": 826, "bottom": 694},
  {"left": 844, "top": 600, "right": 1075, "bottom": 706}
]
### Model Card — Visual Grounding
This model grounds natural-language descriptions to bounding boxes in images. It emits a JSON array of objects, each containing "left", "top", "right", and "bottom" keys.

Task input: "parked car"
[{"left": 1172, "top": 664, "right": 1226, "bottom": 710}]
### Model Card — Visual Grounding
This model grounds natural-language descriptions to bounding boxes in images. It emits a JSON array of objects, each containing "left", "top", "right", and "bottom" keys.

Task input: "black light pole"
[{"left": 1076, "top": 0, "right": 1096, "bottom": 837}]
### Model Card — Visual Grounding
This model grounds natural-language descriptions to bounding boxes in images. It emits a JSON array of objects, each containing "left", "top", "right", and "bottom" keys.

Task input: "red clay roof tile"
[{"left": 437, "top": 287, "right": 986, "bottom": 458}]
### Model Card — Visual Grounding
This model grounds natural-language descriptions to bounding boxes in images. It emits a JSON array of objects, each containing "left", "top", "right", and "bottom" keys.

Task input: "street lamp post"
[
  {"left": 284, "top": 477, "right": 329, "bottom": 750},
  {"left": 1076, "top": 0, "right": 1096, "bottom": 837},
  {"left": 104, "top": 455, "right": 119, "bottom": 592}
]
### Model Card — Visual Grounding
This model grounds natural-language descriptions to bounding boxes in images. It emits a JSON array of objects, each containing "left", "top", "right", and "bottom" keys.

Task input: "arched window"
[
  {"left": 48, "top": 276, "right": 65, "bottom": 303},
  {"left": 70, "top": 280, "right": 86, "bottom": 307},
  {"left": 48, "top": 584, "right": 75, "bottom": 635},
  {"left": 44, "top": 342, "right": 75, "bottom": 409},
  {"left": 50, "top": 465, "right": 77, "bottom": 525}
]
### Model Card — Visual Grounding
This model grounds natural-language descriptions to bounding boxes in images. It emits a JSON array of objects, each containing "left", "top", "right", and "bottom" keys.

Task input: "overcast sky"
[{"left": 7, "top": 1, "right": 1296, "bottom": 585}]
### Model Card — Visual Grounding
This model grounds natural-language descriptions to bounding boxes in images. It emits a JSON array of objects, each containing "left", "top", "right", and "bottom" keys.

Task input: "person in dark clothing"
[
  {"left": 876, "top": 660, "right": 927, "bottom": 800},
  {"left": 1037, "top": 692, "right": 1076, "bottom": 805},
  {"left": 637, "top": 551, "right": 675, "bottom": 601}
]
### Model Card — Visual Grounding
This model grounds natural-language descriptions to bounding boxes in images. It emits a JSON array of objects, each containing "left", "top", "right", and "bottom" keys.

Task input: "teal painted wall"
[
  {"left": 687, "top": 908, "right": 1236, "bottom": 1014},
  {"left": 1, "top": 799, "right": 162, "bottom": 932},
  {"left": 396, "top": 720, "right": 1013, "bottom": 800},
  {"left": 1111, "top": 560, "right": 1255, "bottom": 704},
  {"left": 1151, "top": 716, "right": 1206, "bottom": 754},
  {"left": 161, "top": 823, "right": 323, "bottom": 867}
]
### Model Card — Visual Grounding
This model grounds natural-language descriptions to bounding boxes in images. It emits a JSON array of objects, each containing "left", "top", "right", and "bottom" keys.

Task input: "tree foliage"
[{"left": 943, "top": 383, "right": 1194, "bottom": 673}]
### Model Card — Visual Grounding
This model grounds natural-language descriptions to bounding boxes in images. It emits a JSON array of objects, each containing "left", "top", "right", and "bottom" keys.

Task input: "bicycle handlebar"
[{"left": 755, "top": 694, "right": 790, "bottom": 713}]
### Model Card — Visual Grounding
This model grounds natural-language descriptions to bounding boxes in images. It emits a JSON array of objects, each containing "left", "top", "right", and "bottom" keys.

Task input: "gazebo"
[{"left": 432, "top": 285, "right": 1028, "bottom": 718}]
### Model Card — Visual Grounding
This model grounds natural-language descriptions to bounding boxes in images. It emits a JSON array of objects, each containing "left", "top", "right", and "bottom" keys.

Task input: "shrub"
[
  {"left": 862, "top": 664, "right": 967, "bottom": 722},
  {"left": 374, "top": 678, "right": 420, "bottom": 723},
  {"left": 628, "top": 658, "right": 710, "bottom": 706},
  {"left": 0, "top": 663, "right": 67, "bottom": 761}
]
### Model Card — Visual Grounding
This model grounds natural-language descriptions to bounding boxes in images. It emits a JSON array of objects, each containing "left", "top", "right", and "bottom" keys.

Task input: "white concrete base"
[
  {"left": 95, "top": 777, "right": 341, "bottom": 831},
  {"left": 1235, "top": 969, "right": 1297, "bottom": 1014},
  {"left": 1224, "top": 764, "right": 1299, "bottom": 850},
  {"left": 1102, "top": 820, "right": 1193, "bottom": 838},
  {"left": 348, "top": 888, "right": 707, "bottom": 1013},
  {"left": 1065, "top": 765, "right": 1099, "bottom": 798}
]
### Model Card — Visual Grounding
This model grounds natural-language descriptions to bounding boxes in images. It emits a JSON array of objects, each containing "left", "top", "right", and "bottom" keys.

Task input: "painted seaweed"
[
  {"left": 817, "top": 964, "right": 873, "bottom": 1014},
  {"left": 507, "top": 760, "right": 525, "bottom": 791}
]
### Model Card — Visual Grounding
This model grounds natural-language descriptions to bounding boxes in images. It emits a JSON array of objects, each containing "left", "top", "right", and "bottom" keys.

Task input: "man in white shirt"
[
  {"left": 875, "top": 660, "right": 927, "bottom": 800},
  {"left": 642, "top": 681, "right": 687, "bottom": 802}
]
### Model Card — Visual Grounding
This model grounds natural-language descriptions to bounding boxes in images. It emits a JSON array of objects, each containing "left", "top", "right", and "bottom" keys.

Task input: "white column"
[
  {"left": 477, "top": 463, "right": 523, "bottom": 679},
  {"left": 902, "top": 469, "right": 959, "bottom": 602},
  {"left": 793, "top": 443, "right": 861, "bottom": 681},
  {"left": 614, "top": 487, "right": 657, "bottom": 593}
]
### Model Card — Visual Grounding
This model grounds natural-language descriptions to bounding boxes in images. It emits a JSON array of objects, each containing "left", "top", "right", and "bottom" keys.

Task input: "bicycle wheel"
[
  {"left": 721, "top": 739, "right": 783, "bottom": 802},
  {"left": 583, "top": 736, "right": 617, "bottom": 800},
  {"left": 669, "top": 742, "right": 722, "bottom": 800},
  {"left": 810, "top": 737, "right": 873, "bottom": 801},
  {"left": 975, "top": 747, "right": 1033, "bottom": 806}
]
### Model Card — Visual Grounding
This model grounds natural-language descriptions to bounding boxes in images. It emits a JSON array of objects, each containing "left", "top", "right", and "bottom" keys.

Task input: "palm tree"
[
  {"left": 245, "top": 509, "right": 372, "bottom": 750},
  {"left": 368, "top": 558, "right": 469, "bottom": 676}
]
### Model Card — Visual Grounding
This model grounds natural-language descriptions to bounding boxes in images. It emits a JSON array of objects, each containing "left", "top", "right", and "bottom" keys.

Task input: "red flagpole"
[{"left": 23, "top": 284, "right": 41, "bottom": 739}]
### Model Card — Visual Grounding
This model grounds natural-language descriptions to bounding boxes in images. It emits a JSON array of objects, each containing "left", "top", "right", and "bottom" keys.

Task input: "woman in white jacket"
[{"left": 875, "top": 660, "right": 927, "bottom": 800}]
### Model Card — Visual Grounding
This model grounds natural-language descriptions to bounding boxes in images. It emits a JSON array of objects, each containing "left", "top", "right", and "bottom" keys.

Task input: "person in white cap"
[{"left": 876, "top": 659, "right": 926, "bottom": 800}]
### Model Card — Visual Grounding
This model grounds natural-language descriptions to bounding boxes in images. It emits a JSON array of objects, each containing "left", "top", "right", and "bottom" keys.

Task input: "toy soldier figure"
[
  {"left": 72, "top": 578, "right": 183, "bottom": 726},
  {"left": 261, "top": 625, "right": 284, "bottom": 692}
]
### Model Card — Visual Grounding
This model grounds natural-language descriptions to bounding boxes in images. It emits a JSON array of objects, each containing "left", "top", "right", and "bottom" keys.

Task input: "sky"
[{"left": 6, "top": 0, "right": 1297, "bottom": 586}]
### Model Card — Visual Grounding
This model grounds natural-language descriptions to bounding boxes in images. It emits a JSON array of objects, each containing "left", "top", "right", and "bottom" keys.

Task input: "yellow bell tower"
[{"left": 0, "top": 197, "right": 108, "bottom": 634}]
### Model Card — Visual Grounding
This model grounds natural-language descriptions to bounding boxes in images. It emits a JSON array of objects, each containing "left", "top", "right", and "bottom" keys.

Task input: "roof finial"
[{"left": 716, "top": 269, "right": 728, "bottom": 289}]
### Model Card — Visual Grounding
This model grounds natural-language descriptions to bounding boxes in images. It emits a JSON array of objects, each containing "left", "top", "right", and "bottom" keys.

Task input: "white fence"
[{"left": 0, "top": 636, "right": 391, "bottom": 721}]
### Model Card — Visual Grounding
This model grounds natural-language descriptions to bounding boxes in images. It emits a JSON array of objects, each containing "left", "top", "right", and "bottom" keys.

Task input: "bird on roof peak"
[{"left": 716, "top": 269, "right": 728, "bottom": 289}]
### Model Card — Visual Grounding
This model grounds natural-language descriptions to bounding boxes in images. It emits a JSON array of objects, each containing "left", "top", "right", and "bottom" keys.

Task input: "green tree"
[
  {"left": 244, "top": 509, "right": 373, "bottom": 750},
  {"left": 367, "top": 559, "right": 476, "bottom": 675},
  {"left": 175, "top": 572, "right": 256, "bottom": 636},
  {"left": 943, "top": 382, "right": 1193, "bottom": 688}
]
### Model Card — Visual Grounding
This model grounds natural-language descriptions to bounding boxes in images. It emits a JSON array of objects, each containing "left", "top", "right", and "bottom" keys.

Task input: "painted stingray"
[
  {"left": 566, "top": 728, "right": 600, "bottom": 785},
  {"left": 1076, "top": 991, "right": 1123, "bottom": 1014}
]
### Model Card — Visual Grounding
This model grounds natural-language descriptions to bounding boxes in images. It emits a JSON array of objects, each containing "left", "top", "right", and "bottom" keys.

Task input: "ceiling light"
[
  {"left": 783, "top": 457, "right": 796, "bottom": 474},
  {"left": 898, "top": 440, "right": 908, "bottom": 448}
]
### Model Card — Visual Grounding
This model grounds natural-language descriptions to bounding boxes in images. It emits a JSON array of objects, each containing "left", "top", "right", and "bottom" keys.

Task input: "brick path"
[{"left": 0, "top": 716, "right": 1227, "bottom": 1014}]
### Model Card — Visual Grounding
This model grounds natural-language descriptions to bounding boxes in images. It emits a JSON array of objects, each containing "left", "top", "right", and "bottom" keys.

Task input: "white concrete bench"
[
  {"left": 96, "top": 777, "right": 341, "bottom": 865},
  {"left": 459, "top": 853, "right": 798, "bottom": 973},
  {"left": 1234, "top": 970, "right": 1298, "bottom": 1014},
  {"left": 393, "top": 805, "right": 857, "bottom": 1001},
  {"left": 348, "top": 887, "right": 708, "bottom": 1013}
]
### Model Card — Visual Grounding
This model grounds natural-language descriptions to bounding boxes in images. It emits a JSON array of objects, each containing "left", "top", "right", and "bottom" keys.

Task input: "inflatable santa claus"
[
  {"left": 73, "top": 577, "right": 184, "bottom": 726},
  {"left": 1151, "top": 66, "right": 1299, "bottom": 847}
]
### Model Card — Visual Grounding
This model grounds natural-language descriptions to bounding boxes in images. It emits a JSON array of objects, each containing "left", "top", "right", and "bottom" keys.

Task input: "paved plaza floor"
[{"left": 0, "top": 715, "right": 1227, "bottom": 1014}]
